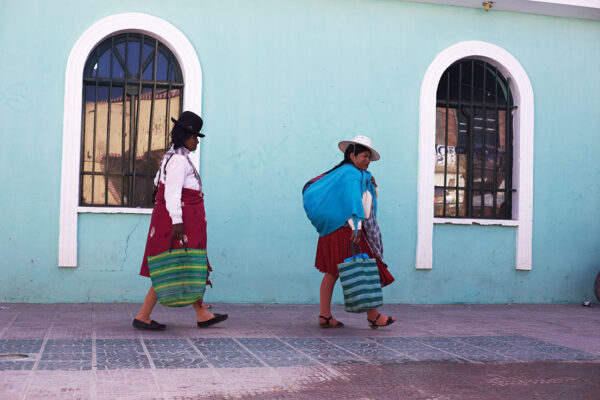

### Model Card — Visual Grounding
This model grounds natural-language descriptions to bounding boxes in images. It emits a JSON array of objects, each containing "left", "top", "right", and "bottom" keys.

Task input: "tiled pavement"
[{"left": 0, "top": 303, "right": 599, "bottom": 399}]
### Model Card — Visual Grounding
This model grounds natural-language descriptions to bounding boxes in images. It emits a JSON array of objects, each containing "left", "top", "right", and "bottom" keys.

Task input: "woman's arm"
[
  {"left": 346, "top": 173, "right": 374, "bottom": 244},
  {"left": 164, "top": 156, "right": 187, "bottom": 242},
  {"left": 371, "top": 176, "right": 378, "bottom": 199},
  {"left": 347, "top": 218, "right": 363, "bottom": 231},
  {"left": 348, "top": 219, "right": 362, "bottom": 245}
]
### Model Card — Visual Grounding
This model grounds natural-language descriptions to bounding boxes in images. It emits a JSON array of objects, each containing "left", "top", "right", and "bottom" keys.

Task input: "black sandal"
[
  {"left": 318, "top": 315, "right": 344, "bottom": 328},
  {"left": 367, "top": 313, "right": 395, "bottom": 329}
]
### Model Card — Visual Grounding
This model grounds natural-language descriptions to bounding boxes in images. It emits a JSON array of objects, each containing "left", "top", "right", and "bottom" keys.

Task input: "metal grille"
[
  {"left": 435, "top": 59, "right": 515, "bottom": 219},
  {"left": 80, "top": 33, "right": 184, "bottom": 208}
]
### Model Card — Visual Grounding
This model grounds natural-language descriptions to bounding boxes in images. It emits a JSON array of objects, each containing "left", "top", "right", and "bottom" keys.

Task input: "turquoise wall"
[{"left": 1, "top": 0, "right": 599, "bottom": 304}]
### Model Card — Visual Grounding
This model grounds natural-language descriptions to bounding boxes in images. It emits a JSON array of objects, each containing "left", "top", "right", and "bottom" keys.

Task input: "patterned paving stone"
[
  {"left": 282, "top": 337, "right": 367, "bottom": 366},
  {"left": 38, "top": 339, "right": 93, "bottom": 370},
  {"left": 193, "top": 338, "right": 264, "bottom": 368},
  {"left": 96, "top": 354, "right": 151, "bottom": 370},
  {"left": 322, "top": 336, "right": 412, "bottom": 364},
  {"left": 207, "top": 350, "right": 266, "bottom": 368},
  {"left": 494, "top": 335, "right": 599, "bottom": 361},
  {"left": 143, "top": 338, "right": 191, "bottom": 352},
  {"left": 193, "top": 337, "right": 245, "bottom": 353},
  {"left": 43, "top": 340, "right": 91, "bottom": 353},
  {"left": 37, "top": 360, "right": 93, "bottom": 371},
  {"left": 0, "top": 339, "right": 43, "bottom": 354},
  {"left": 413, "top": 336, "right": 515, "bottom": 363},
  {"left": 0, "top": 339, "right": 41, "bottom": 371},
  {"left": 95, "top": 339, "right": 151, "bottom": 370},
  {"left": 237, "top": 338, "right": 317, "bottom": 367},
  {"left": 144, "top": 338, "right": 208, "bottom": 369},
  {"left": 151, "top": 352, "right": 209, "bottom": 369},
  {"left": 0, "top": 360, "right": 35, "bottom": 370},
  {"left": 453, "top": 335, "right": 557, "bottom": 362},
  {"left": 1, "top": 304, "right": 599, "bottom": 399},
  {"left": 251, "top": 351, "right": 318, "bottom": 368},
  {"left": 237, "top": 338, "right": 291, "bottom": 352},
  {"left": 0, "top": 335, "right": 595, "bottom": 371},
  {"left": 373, "top": 337, "right": 466, "bottom": 363}
]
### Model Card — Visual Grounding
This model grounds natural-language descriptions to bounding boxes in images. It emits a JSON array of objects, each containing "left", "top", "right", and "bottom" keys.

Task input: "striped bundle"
[
  {"left": 338, "top": 253, "right": 383, "bottom": 313},
  {"left": 147, "top": 248, "right": 208, "bottom": 307},
  {"left": 302, "top": 173, "right": 327, "bottom": 194}
]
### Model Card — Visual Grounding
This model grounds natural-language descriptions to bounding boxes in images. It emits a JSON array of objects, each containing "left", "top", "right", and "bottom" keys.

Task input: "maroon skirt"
[
  {"left": 315, "top": 226, "right": 394, "bottom": 287},
  {"left": 140, "top": 184, "right": 212, "bottom": 287}
]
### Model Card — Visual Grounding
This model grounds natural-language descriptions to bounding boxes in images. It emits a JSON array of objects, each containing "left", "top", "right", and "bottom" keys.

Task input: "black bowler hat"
[{"left": 171, "top": 111, "right": 205, "bottom": 137}]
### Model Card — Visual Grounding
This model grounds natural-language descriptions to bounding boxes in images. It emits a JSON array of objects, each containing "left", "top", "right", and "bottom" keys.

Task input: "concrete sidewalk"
[{"left": 0, "top": 303, "right": 599, "bottom": 399}]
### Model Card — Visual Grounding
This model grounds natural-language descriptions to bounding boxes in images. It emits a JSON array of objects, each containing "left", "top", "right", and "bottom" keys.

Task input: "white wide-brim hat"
[{"left": 338, "top": 135, "right": 380, "bottom": 161}]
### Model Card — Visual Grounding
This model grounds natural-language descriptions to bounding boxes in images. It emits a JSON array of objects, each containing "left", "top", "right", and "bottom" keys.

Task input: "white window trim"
[
  {"left": 59, "top": 13, "right": 202, "bottom": 267},
  {"left": 434, "top": 218, "right": 519, "bottom": 227},
  {"left": 416, "top": 41, "right": 534, "bottom": 271}
]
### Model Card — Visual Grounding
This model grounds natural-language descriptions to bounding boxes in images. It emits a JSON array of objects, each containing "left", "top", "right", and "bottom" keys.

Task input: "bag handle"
[
  {"left": 168, "top": 230, "right": 188, "bottom": 253},
  {"left": 348, "top": 241, "right": 364, "bottom": 260}
]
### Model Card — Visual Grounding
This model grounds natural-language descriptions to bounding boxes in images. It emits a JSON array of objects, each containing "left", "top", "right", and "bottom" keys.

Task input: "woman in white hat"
[{"left": 303, "top": 135, "right": 396, "bottom": 328}]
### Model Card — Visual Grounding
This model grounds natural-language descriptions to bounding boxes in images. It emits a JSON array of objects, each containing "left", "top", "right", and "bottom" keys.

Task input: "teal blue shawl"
[{"left": 303, "top": 164, "right": 377, "bottom": 237}]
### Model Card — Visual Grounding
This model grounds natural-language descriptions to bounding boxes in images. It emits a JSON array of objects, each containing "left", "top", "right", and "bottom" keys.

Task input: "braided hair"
[{"left": 325, "top": 143, "right": 370, "bottom": 174}]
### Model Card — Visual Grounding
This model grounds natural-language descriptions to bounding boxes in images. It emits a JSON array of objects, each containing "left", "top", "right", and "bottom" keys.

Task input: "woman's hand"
[
  {"left": 172, "top": 223, "right": 185, "bottom": 245},
  {"left": 371, "top": 176, "right": 377, "bottom": 187},
  {"left": 351, "top": 229, "right": 362, "bottom": 245}
]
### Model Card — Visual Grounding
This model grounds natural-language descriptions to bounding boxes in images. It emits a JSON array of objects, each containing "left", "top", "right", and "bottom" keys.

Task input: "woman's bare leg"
[
  {"left": 135, "top": 286, "right": 158, "bottom": 323},
  {"left": 193, "top": 300, "right": 215, "bottom": 322},
  {"left": 318, "top": 273, "right": 340, "bottom": 326}
]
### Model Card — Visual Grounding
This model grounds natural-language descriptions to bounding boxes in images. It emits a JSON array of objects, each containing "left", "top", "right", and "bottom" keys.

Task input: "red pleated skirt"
[
  {"left": 139, "top": 184, "right": 212, "bottom": 287},
  {"left": 315, "top": 226, "right": 394, "bottom": 287}
]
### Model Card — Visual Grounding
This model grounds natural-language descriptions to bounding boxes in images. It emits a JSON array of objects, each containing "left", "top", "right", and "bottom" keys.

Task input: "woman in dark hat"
[
  {"left": 303, "top": 135, "right": 395, "bottom": 329},
  {"left": 133, "top": 111, "right": 227, "bottom": 330}
]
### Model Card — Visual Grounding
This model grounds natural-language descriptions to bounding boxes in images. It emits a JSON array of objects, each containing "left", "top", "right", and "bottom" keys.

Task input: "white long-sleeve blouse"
[
  {"left": 154, "top": 147, "right": 201, "bottom": 225},
  {"left": 347, "top": 187, "right": 378, "bottom": 231}
]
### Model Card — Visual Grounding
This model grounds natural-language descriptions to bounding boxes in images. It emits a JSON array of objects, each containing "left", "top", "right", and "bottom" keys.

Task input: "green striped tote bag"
[
  {"left": 338, "top": 251, "right": 383, "bottom": 313},
  {"left": 147, "top": 247, "right": 208, "bottom": 307}
]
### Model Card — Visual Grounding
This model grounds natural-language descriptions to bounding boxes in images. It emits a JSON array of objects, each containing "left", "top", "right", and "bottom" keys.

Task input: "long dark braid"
[
  {"left": 324, "top": 143, "right": 369, "bottom": 174},
  {"left": 302, "top": 143, "right": 371, "bottom": 194}
]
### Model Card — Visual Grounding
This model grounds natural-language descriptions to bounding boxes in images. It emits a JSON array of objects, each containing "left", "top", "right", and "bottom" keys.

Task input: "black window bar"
[
  {"left": 434, "top": 59, "right": 515, "bottom": 219},
  {"left": 80, "top": 33, "right": 184, "bottom": 208}
]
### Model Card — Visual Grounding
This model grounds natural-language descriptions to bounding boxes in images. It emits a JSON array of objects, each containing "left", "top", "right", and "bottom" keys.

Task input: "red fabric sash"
[
  {"left": 139, "top": 184, "right": 211, "bottom": 284},
  {"left": 315, "top": 226, "right": 394, "bottom": 287}
]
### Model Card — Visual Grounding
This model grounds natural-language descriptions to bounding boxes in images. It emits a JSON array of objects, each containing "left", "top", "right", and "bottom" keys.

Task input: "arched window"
[
  {"left": 59, "top": 13, "right": 202, "bottom": 267},
  {"left": 80, "top": 33, "right": 183, "bottom": 208},
  {"left": 434, "top": 59, "right": 514, "bottom": 219},
  {"left": 416, "top": 41, "right": 534, "bottom": 271}
]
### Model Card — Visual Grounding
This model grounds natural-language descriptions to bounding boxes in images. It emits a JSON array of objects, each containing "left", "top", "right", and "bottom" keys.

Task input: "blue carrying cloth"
[{"left": 303, "top": 164, "right": 377, "bottom": 237}]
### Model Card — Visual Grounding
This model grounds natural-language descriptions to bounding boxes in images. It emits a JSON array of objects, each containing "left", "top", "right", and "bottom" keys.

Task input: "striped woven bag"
[
  {"left": 338, "top": 244, "right": 383, "bottom": 313},
  {"left": 147, "top": 245, "right": 208, "bottom": 307}
]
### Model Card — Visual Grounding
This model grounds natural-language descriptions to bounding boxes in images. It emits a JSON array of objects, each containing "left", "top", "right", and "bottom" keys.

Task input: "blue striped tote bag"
[
  {"left": 338, "top": 246, "right": 383, "bottom": 313},
  {"left": 147, "top": 244, "right": 208, "bottom": 307}
]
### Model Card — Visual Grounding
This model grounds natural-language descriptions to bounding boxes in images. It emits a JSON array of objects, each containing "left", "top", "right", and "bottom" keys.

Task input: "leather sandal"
[
  {"left": 367, "top": 313, "right": 395, "bottom": 329},
  {"left": 318, "top": 315, "right": 344, "bottom": 328}
]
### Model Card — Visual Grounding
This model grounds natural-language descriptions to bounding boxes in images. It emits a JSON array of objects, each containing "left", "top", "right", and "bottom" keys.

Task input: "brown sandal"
[
  {"left": 368, "top": 313, "right": 395, "bottom": 329},
  {"left": 318, "top": 315, "right": 344, "bottom": 328}
]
